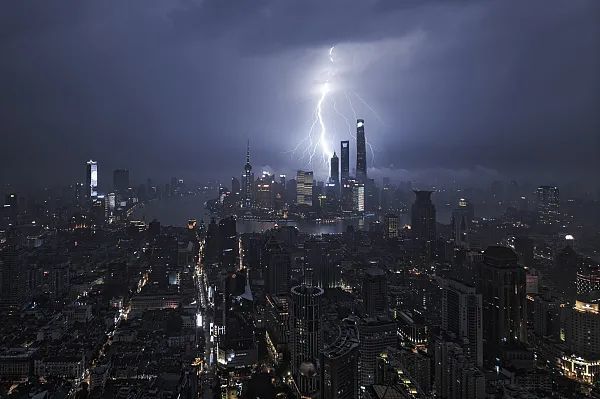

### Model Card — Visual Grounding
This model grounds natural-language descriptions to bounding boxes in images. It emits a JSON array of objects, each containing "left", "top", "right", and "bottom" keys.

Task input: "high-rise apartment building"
[
  {"left": 384, "top": 213, "right": 399, "bottom": 239},
  {"left": 357, "top": 317, "right": 397, "bottom": 389},
  {"left": 362, "top": 268, "right": 388, "bottom": 318},
  {"left": 352, "top": 181, "right": 365, "bottom": 212},
  {"left": 0, "top": 243, "right": 26, "bottom": 311},
  {"left": 322, "top": 319, "right": 360, "bottom": 399},
  {"left": 576, "top": 260, "right": 600, "bottom": 298},
  {"left": 290, "top": 284, "right": 324, "bottom": 397},
  {"left": 441, "top": 278, "right": 483, "bottom": 367},
  {"left": 296, "top": 170, "right": 314, "bottom": 206},
  {"left": 375, "top": 347, "right": 431, "bottom": 395},
  {"left": 536, "top": 185, "right": 560, "bottom": 225},
  {"left": 478, "top": 246, "right": 527, "bottom": 360},
  {"left": 255, "top": 172, "right": 273, "bottom": 209},
  {"left": 565, "top": 297, "right": 600, "bottom": 358},
  {"left": 434, "top": 340, "right": 485, "bottom": 399}
]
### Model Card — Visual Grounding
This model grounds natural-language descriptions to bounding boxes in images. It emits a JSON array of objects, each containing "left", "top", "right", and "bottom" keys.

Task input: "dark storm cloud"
[{"left": 0, "top": 1, "right": 598, "bottom": 191}]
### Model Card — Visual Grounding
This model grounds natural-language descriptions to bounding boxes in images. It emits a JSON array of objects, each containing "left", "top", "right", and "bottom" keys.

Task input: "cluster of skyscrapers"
[
  {"left": 235, "top": 118, "right": 371, "bottom": 214},
  {"left": 2, "top": 133, "right": 599, "bottom": 399},
  {"left": 331, "top": 119, "right": 368, "bottom": 212}
]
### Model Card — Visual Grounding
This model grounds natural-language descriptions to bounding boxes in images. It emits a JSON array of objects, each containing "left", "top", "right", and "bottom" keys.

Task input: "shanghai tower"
[{"left": 356, "top": 119, "right": 367, "bottom": 183}]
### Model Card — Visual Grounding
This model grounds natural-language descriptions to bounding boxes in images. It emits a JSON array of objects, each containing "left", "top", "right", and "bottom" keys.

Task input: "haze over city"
[
  {"left": 1, "top": 1, "right": 598, "bottom": 191},
  {"left": 1, "top": 2, "right": 600, "bottom": 399}
]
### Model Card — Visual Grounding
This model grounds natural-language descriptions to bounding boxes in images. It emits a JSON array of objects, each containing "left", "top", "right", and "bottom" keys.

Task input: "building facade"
[
  {"left": 86, "top": 160, "right": 98, "bottom": 200},
  {"left": 290, "top": 284, "right": 324, "bottom": 398},
  {"left": 536, "top": 185, "right": 560, "bottom": 225},
  {"left": 356, "top": 119, "right": 367, "bottom": 183},
  {"left": 296, "top": 170, "right": 314, "bottom": 207},
  {"left": 441, "top": 278, "right": 483, "bottom": 367},
  {"left": 478, "top": 246, "right": 527, "bottom": 360}
]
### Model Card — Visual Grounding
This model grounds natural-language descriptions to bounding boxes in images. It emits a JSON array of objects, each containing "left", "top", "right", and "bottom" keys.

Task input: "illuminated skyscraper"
[
  {"left": 536, "top": 185, "right": 560, "bottom": 225},
  {"left": 340, "top": 141, "right": 350, "bottom": 183},
  {"left": 384, "top": 214, "right": 399, "bottom": 239},
  {"left": 86, "top": 160, "right": 98, "bottom": 200},
  {"left": 352, "top": 181, "right": 364, "bottom": 212},
  {"left": 296, "top": 170, "right": 314, "bottom": 206},
  {"left": 562, "top": 294, "right": 600, "bottom": 384},
  {"left": 441, "top": 278, "right": 483, "bottom": 367},
  {"left": 255, "top": 172, "right": 273, "bottom": 209},
  {"left": 356, "top": 119, "right": 367, "bottom": 183},
  {"left": 577, "top": 260, "right": 600, "bottom": 298},
  {"left": 242, "top": 141, "right": 254, "bottom": 208}
]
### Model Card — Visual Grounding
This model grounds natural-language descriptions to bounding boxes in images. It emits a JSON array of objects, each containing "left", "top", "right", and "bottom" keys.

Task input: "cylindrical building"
[{"left": 290, "top": 284, "right": 324, "bottom": 398}]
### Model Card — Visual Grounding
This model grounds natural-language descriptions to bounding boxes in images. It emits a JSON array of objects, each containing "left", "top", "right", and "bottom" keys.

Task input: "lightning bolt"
[
  {"left": 289, "top": 44, "right": 382, "bottom": 173},
  {"left": 333, "top": 96, "right": 355, "bottom": 140},
  {"left": 345, "top": 91, "right": 376, "bottom": 163},
  {"left": 350, "top": 90, "right": 385, "bottom": 126},
  {"left": 316, "top": 82, "right": 332, "bottom": 163}
]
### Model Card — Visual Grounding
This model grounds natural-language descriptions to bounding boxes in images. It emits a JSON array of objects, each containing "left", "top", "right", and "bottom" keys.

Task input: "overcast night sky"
[{"left": 1, "top": 1, "right": 599, "bottom": 192}]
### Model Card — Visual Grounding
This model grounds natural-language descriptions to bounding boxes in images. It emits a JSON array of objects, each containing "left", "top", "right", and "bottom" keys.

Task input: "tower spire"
[
  {"left": 243, "top": 139, "right": 253, "bottom": 208},
  {"left": 246, "top": 139, "right": 250, "bottom": 164}
]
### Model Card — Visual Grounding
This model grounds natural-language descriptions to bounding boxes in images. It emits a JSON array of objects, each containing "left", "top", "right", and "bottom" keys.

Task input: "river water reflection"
[{"left": 130, "top": 195, "right": 396, "bottom": 234}]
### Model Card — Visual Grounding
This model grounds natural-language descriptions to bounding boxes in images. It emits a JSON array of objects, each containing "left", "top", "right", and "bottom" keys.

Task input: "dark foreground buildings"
[{"left": 1, "top": 154, "right": 599, "bottom": 399}]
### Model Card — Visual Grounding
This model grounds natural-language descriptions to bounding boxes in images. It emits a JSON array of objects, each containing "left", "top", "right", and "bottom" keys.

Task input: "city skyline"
[
  {"left": 1, "top": 3, "right": 599, "bottom": 398},
  {"left": 0, "top": 1, "right": 599, "bottom": 190}
]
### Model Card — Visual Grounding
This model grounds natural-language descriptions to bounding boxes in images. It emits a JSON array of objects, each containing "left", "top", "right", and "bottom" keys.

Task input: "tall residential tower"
[{"left": 296, "top": 170, "right": 314, "bottom": 206}]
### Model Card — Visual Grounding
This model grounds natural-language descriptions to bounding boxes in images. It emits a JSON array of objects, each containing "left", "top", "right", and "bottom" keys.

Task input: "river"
[{"left": 130, "top": 195, "right": 392, "bottom": 234}]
